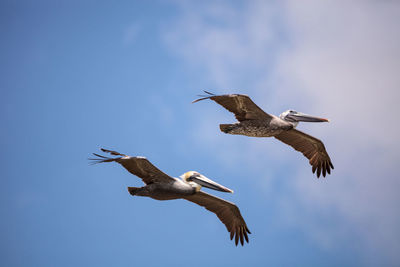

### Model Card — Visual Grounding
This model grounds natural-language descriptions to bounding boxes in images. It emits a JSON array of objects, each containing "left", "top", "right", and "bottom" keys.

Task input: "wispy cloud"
[
  {"left": 163, "top": 1, "right": 284, "bottom": 90},
  {"left": 163, "top": 0, "right": 400, "bottom": 265}
]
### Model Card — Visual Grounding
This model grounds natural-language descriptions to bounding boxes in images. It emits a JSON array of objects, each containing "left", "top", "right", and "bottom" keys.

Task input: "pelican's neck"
[
  {"left": 288, "top": 121, "right": 299, "bottom": 128},
  {"left": 188, "top": 181, "right": 202, "bottom": 192}
]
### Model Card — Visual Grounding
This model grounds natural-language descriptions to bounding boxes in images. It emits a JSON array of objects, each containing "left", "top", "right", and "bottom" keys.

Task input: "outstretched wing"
[
  {"left": 274, "top": 129, "right": 334, "bottom": 177},
  {"left": 89, "top": 148, "right": 174, "bottom": 184},
  {"left": 183, "top": 191, "right": 251, "bottom": 246},
  {"left": 193, "top": 91, "right": 272, "bottom": 122}
]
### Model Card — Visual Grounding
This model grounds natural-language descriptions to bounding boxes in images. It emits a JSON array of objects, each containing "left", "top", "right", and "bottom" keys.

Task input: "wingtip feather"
[
  {"left": 246, "top": 227, "right": 251, "bottom": 234},
  {"left": 203, "top": 90, "right": 215, "bottom": 95}
]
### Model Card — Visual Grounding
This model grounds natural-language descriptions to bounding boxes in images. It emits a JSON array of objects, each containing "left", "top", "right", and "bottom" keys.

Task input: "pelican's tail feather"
[
  {"left": 127, "top": 187, "right": 141, "bottom": 196},
  {"left": 219, "top": 124, "right": 236, "bottom": 133}
]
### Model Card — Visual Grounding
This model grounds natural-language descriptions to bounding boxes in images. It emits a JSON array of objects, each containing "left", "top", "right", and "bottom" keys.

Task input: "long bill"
[
  {"left": 288, "top": 111, "right": 330, "bottom": 122},
  {"left": 190, "top": 174, "right": 234, "bottom": 193}
]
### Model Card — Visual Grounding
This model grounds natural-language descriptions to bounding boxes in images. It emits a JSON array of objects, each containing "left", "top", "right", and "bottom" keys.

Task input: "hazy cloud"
[{"left": 164, "top": 0, "right": 400, "bottom": 265}]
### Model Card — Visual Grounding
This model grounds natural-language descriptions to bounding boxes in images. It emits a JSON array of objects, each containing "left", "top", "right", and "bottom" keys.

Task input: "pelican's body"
[
  {"left": 130, "top": 178, "right": 195, "bottom": 200},
  {"left": 194, "top": 91, "right": 334, "bottom": 177},
  {"left": 90, "top": 148, "right": 250, "bottom": 246},
  {"left": 219, "top": 117, "right": 293, "bottom": 137}
]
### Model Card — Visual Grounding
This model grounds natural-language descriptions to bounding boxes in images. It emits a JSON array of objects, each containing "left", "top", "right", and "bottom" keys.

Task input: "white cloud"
[
  {"left": 277, "top": 2, "right": 400, "bottom": 264},
  {"left": 164, "top": 0, "right": 400, "bottom": 265}
]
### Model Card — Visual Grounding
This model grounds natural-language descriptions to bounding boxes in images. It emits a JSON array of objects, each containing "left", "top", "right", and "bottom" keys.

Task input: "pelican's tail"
[
  {"left": 219, "top": 124, "right": 236, "bottom": 133},
  {"left": 127, "top": 187, "right": 141, "bottom": 196}
]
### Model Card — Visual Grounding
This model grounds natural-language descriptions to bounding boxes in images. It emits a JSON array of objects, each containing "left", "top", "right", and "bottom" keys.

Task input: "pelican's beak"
[
  {"left": 189, "top": 174, "right": 234, "bottom": 193},
  {"left": 287, "top": 111, "right": 330, "bottom": 123}
]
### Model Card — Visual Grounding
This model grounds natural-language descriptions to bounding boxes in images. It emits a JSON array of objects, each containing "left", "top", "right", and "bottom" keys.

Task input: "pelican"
[
  {"left": 90, "top": 148, "right": 251, "bottom": 246},
  {"left": 193, "top": 91, "right": 334, "bottom": 178}
]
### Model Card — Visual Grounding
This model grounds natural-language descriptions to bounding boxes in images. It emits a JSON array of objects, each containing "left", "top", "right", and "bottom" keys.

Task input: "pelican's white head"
[
  {"left": 280, "top": 109, "right": 329, "bottom": 128},
  {"left": 179, "top": 171, "right": 234, "bottom": 193},
  {"left": 180, "top": 171, "right": 201, "bottom": 192}
]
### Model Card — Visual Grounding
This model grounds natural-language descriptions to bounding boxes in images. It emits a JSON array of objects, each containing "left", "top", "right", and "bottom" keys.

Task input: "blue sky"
[{"left": 2, "top": 1, "right": 400, "bottom": 266}]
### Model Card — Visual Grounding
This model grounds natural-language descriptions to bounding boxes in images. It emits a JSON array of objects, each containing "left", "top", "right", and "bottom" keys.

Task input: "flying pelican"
[
  {"left": 193, "top": 91, "right": 334, "bottom": 178},
  {"left": 90, "top": 148, "right": 251, "bottom": 246}
]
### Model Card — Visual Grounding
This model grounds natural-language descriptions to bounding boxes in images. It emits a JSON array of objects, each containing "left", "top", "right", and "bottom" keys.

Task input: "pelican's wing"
[
  {"left": 89, "top": 148, "right": 174, "bottom": 184},
  {"left": 183, "top": 191, "right": 251, "bottom": 246},
  {"left": 274, "top": 129, "right": 334, "bottom": 177},
  {"left": 193, "top": 91, "right": 272, "bottom": 121}
]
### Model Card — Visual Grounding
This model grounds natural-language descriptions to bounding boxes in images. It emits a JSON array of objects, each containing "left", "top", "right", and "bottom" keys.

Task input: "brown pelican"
[
  {"left": 193, "top": 91, "right": 334, "bottom": 178},
  {"left": 90, "top": 148, "right": 251, "bottom": 246}
]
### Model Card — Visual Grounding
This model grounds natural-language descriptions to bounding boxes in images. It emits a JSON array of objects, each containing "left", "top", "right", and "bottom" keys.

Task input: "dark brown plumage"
[
  {"left": 274, "top": 129, "right": 334, "bottom": 177},
  {"left": 193, "top": 91, "right": 272, "bottom": 121},
  {"left": 184, "top": 191, "right": 251, "bottom": 246},
  {"left": 91, "top": 148, "right": 172, "bottom": 185}
]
